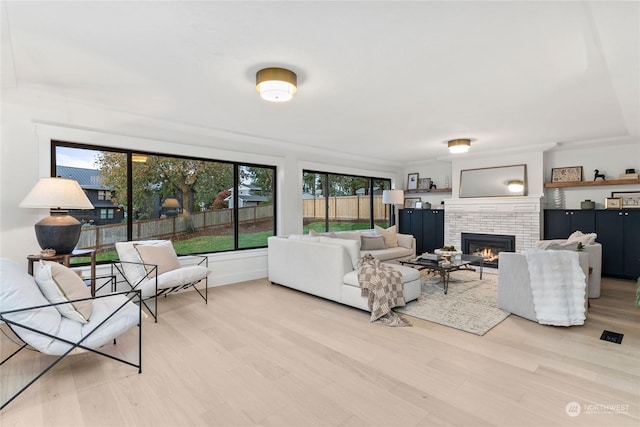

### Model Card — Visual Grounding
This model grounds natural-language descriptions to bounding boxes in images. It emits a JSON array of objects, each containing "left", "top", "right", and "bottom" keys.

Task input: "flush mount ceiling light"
[
  {"left": 448, "top": 139, "right": 471, "bottom": 154},
  {"left": 256, "top": 67, "right": 297, "bottom": 102},
  {"left": 507, "top": 180, "right": 525, "bottom": 192}
]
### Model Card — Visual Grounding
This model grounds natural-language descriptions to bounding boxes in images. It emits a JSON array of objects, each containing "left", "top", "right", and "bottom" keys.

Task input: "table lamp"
[
  {"left": 382, "top": 189, "right": 404, "bottom": 226},
  {"left": 19, "top": 177, "right": 94, "bottom": 254}
]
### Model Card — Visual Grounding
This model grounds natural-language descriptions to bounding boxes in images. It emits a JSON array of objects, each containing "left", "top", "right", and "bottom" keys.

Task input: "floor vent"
[{"left": 600, "top": 330, "right": 624, "bottom": 344}]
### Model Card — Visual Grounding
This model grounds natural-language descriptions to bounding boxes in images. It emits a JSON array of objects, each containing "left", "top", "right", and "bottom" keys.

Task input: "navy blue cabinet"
[
  {"left": 399, "top": 208, "right": 445, "bottom": 254},
  {"left": 422, "top": 209, "right": 445, "bottom": 253},
  {"left": 596, "top": 210, "right": 640, "bottom": 279},
  {"left": 543, "top": 210, "right": 596, "bottom": 239}
]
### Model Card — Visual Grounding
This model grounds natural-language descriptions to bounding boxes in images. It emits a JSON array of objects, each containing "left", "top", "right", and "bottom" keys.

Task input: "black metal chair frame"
[
  {"left": 0, "top": 288, "right": 142, "bottom": 411},
  {"left": 111, "top": 255, "right": 208, "bottom": 322}
]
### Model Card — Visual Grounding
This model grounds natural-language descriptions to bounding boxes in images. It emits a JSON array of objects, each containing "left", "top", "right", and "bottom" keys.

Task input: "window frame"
[
  {"left": 52, "top": 140, "right": 277, "bottom": 260},
  {"left": 303, "top": 169, "right": 391, "bottom": 232}
]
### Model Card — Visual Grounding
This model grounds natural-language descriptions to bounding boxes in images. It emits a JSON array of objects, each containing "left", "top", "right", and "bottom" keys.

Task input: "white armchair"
[
  {"left": 113, "top": 240, "right": 210, "bottom": 321},
  {"left": 536, "top": 238, "right": 602, "bottom": 298},
  {"left": 498, "top": 251, "right": 589, "bottom": 325},
  {"left": 0, "top": 258, "right": 142, "bottom": 410}
]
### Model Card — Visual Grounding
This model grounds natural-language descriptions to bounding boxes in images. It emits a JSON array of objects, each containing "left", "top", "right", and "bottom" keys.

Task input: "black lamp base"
[{"left": 34, "top": 212, "right": 82, "bottom": 255}]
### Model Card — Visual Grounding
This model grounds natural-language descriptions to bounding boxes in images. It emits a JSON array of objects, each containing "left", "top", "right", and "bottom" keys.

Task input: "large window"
[
  {"left": 302, "top": 170, "right": 391, "bottom": 233},
  {"left": 53, "top": 142, "right": 276, "bottom": 262}
]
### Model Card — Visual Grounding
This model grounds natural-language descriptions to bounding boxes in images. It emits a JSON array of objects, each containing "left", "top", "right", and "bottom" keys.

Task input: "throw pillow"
[
  {"left": 332, "top": 231, "right": 362, "bottom": 249},
  {"left": 543, "top": 241, "right": 581, "bottom": 252},
  {"left": 396, "top": 233, "right": 413, "bottom": 250},
  {"left": 361, "top": 235, "right": 386, "bottom": 251},
  {"left": 374, "top": 225, "right": 399, "bottom": 248},
  {"left": 309, "top": 230, "right": 337, "bottom": 238},
  {"left": 567, "top": 230, "right": 597, "bottom": 246},
  {"left": 34, "top": 261, "right": 92, "bottom": 323},
  {"left": 288, "top": 234, "right": 320, "bottom": 241},
  {"left": 134, "top": 241, "right": 181, "bottom": 278},
  {"left": 318, "top": 236, "right": 360, "bottom": 269}
]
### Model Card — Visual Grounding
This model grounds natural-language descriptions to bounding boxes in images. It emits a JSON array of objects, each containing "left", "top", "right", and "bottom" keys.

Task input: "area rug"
[{"left": 395, "top": 270, "right": 509, "bottom": 336}]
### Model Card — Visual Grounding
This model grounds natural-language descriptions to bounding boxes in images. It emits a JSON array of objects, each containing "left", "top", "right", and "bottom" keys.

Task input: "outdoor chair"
[
  {"left": 112, "top": 240, "right": 210, "bottom": 322},
  {"left": 0, "top": 258, "right": 142, "bottom": 411}
]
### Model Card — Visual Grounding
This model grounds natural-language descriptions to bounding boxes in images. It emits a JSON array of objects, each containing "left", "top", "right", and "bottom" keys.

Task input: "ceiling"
[{"left": 2, "top": 1, "right": 639, "bottom": 164}]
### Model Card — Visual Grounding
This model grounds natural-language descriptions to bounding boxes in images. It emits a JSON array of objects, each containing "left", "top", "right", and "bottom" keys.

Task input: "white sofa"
[{"left": 267, "top": 230, "right": 421, "bottom": 311}]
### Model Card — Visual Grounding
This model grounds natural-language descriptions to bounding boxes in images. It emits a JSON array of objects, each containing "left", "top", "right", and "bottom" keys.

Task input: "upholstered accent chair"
[
  {"left": 0, "top": 258, "right": 142, "bottom": 410},
  {"left": 113, "top": 240, "right": 210, "bottom": 322},
  {"left": 498, "top": 250, "right": 589, "bottom": 325}
]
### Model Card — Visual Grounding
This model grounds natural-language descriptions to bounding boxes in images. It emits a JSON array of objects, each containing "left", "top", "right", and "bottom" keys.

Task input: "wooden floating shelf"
[
  {"left": 405, "top": 188, "right": 452, "bottom": 194},
  {"left": 544, "top": 178, "right": 640, "bottom": 188}
]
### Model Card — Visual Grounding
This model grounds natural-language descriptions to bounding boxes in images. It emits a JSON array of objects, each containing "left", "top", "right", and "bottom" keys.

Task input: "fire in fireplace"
[{"left": 461, "top": 233, "right": 515, "bottom": 267}]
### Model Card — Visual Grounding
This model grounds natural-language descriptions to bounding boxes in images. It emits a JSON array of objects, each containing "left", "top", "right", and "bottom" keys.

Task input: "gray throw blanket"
[{"left": 357, "top": 254, "right": 410, "bottom": 327}]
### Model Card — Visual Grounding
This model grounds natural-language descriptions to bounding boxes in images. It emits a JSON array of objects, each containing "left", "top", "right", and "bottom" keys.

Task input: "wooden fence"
[
  {"left": 77, "top": 204, "right": 273, "bottom": 251},
  {"left": 303, "top": 195, "right": 389, "bottom": 221},
  {"left": 78, "top": 196, "right": 389, "bottom": 251}
]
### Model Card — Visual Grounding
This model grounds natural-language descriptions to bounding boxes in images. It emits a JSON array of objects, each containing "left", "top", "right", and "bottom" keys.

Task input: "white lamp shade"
[
  {"left": 382, "top": 189, "right": 404, "bottom": 205},
  {"left": 20, "top": 177, "right": 94, "bottom": 210}
]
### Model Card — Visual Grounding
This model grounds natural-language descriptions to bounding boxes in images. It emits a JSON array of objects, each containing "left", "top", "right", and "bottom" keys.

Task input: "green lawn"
[
  {"left": 74, "top": 221, "right": 388, "bottom": 265},
  {"left": 304, "top": 221, "right": 389, "bottom": 233},
  {"left": 75, "top": 230, "right": 274, "bottom": 264}
]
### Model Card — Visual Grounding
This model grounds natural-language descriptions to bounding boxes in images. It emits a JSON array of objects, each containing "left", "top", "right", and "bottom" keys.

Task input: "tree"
[{"left": 97, "top": 153, "right": 233, "bottom": 223}]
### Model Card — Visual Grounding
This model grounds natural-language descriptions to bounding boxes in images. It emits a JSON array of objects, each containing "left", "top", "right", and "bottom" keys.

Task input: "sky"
[{"left": 56, "top": 146, "right": 101, "bottom": 169}]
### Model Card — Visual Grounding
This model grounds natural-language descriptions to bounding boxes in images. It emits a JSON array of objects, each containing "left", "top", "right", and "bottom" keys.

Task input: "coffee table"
[{"left": 400, "top": 254, "right": 484, "bottom": 294}]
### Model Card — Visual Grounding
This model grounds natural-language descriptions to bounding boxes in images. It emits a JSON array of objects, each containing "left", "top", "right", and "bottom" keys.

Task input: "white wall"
[
  {"left": 3, "top": 90, "right": 639, "bottom": 281},
  {"left": 0, "top": 91, "right": 402, "bottom": 284},
  {"left": 544, "top": 141, "right": 640, "bottom": 209}
]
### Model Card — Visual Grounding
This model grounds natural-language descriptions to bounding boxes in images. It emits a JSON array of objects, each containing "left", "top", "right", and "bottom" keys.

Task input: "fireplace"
[{"left": 461, "top": 233, "right": 515, "bottom": 268}]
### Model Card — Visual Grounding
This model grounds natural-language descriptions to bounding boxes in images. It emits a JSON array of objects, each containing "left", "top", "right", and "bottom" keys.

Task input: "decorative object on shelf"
[
  {"left": 430, "top": 181, "right": 437, "bottom": 190},
  {"left": 593, "top": 169, "right": 606, "bottom": 181},
  {"left": 580, "top": 200, "right": 595, "bottom": 210},
  {"left": 404, "top": 197, "right": 421, "bottom": 208},
  {"left": 256, "top": 67, "right": 297, "bottom": 102},
  {"left": 418, "top": 177, "right": 432, "bottom": 190},
  {"left": 40, "top": 249, "right": 56, "bottom": 257},
  {"left": 448, "top": 138, "right": 471, "bottom": 154},
  {"left": 553, "top": 188, "right": 563, "bottom": 208},
  {"left": 382, "top": 189, "right": 404, "bottom": 226},
  {"left": 415, "top": 201, "right": 423, "bottom": 209},
  {"left": 605, "top": 197, "right": 622, "bottom": 209},
  {"left": 423, "top": 202, "right": 432, "bottom": 209},
  {"left": 407, "top": 173, "right": 419, "bottom": 190},
  {"left": 19, "top": 177, "right": 94, "bottom": 255},
  {"left": 507, "top": 180, "right": 524, "bottom": 193},
  {"left": 611, "top": 191, "right": 640, "bottom": 209},
  {"left": 552, "top": 166, "right": 582, "bottom": 182},
  {"left": 620, "top": 168, "right": 638, "bottom": 179}
]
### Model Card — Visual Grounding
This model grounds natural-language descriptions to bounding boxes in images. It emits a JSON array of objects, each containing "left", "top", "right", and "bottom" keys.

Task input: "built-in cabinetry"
[
  {"left": 543, "top": 209, "right": 640, "bottom": 279},
  {"left": 594, "top": 210, "right": 640, "bottom": 279},
  {"left": 543, "top": 210, "right": 596, "bottom": 239},
  {"left": 398, "top": 208, "right": 444, "bottom": 254}
]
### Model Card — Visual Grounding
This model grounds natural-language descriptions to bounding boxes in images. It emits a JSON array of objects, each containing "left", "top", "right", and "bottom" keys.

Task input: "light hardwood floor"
[{"left": 1, "top": 275, "right": 638, "bottom": 426}]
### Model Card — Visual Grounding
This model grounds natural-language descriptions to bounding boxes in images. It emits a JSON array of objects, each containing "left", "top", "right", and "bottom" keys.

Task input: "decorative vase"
[{"left": 581, "top": 199, "right": 595, "bottom": 210}]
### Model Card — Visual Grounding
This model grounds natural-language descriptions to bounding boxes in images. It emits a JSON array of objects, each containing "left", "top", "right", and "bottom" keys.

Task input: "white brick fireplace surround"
[{"left": 444, "top": 197, "right": 543, "bottom": 253}]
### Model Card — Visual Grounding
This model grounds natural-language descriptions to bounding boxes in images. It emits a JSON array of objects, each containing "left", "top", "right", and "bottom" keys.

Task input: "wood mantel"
[{"left": 544, "top": 178, "right": 640, "bottom": 188}]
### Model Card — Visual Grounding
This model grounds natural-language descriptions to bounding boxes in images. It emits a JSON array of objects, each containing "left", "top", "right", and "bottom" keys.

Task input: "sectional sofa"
[{"left": 267, "top": 229, "right": 421, "bottom": 311}]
